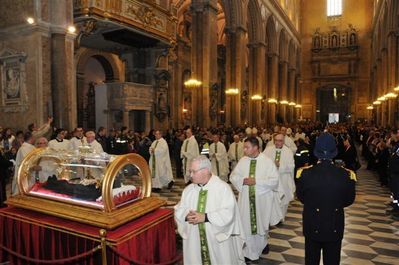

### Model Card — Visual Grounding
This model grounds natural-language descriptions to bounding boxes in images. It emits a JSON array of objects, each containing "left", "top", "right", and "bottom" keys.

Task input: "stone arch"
[
  {"left": 288, "top": 39, "right": 296, "bottom": 69},
  {"left": 246, "top": 0, "right": 264, "bottom": 44},
  {"left": 278, "top": 29, "right": 288, "bottom": 62},
  {"left": 266, "top": 15, "right": 277, "bottom": 54},
  {"left": 75, "top": 48, "right": 123, "bottom": 128},
  {"left": 75, "top": 48, "right": 122, "bottom": 82},
  {"left": 381, "top": 2, "right": 389, "bottom": 50}
]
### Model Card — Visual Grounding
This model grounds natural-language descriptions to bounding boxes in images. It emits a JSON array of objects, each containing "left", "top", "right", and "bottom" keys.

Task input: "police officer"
[
  {"left": 294, "top": 138, "right": 311, "bottom": 177},
  {"left": 296, "top": 132, "right": 356, "bottom": 265},
  {"left": 388, "top": 145, "right": 399, "bottom": 220}
]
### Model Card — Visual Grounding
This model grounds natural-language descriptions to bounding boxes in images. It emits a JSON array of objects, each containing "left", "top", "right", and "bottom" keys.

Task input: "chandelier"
[
  {"left": 225, "top": 88, "right": 239, "bottom": 95},
  {"left": 385, "top": 92, "right": 397, "bottom": 99},
  {"left": 251, "top": 94, "right": 262, "bottom": 100},
  {"left": 184, "top": 78, "right": 202, "bottom": 88}
]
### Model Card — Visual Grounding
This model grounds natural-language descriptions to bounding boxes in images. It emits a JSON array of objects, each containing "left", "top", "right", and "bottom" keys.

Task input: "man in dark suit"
[{"left": 296, "top": 132, "right": 356, "bottom": 265}]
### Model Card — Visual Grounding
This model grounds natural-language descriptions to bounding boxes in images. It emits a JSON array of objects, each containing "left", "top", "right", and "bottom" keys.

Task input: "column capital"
[
  {"left": 247, "top": 42, "right": 267, "bottom": 48},
  {"left": 190, "top": 1, "right": 218, "bottom": 13},
  {"left": 267, "top": 52, "right": 279, "bottom": 58},
  {"left": 224, "top": 26, "right": 247, "bottom": 35}
]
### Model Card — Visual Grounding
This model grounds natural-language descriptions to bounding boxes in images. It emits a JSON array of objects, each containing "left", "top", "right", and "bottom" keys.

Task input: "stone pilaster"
[
  {"left": 50, "top": 0, "right": 76, "bottom": 130},
  {"left": 225, "top": 27, "right": 246, "bottom": 126},
  {"left": 268, "top": 53, "right": 279, "bottom": 124},
  {"left": 288, "top": 68, "right": 296, "bottom": 122},
  {"left": 190, "top": 0, "right": 218, "bottom": 127}
]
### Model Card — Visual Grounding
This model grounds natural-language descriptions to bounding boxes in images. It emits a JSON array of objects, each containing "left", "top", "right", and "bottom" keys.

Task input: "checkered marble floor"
[
  {"left": 4, "top": 157, "right": 399, "bottom": 264},
  {"left": 153, "top": 160, "right": 399, "bottom": 265}
]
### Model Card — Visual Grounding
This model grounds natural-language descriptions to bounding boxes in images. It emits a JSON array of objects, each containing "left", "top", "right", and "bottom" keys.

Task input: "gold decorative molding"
[
  {"left": 125, "top": 4, "right": 164, "bottom": 30},
  {"left": 74, "top": 0, "right": 177, "bottom": 46},
  {"left": 7, "top": 195, "right": 166, "bottom": 229}
]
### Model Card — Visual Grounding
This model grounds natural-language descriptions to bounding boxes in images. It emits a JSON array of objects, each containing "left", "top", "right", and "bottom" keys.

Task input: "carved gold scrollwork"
[{"left": 126, "top": 4, "right": 163, "bottom": 29}]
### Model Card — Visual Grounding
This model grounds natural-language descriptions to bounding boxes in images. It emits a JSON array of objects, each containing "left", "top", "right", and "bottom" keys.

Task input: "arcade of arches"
[
  {"left": 2, "top": 1, "right": 399, "bottom": 265},
  {"left": 1, "top": 0, "right": 396, "bottom": 131}
]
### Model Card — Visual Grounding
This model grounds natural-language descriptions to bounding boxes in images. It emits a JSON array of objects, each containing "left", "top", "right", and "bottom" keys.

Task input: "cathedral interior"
[
  {"left": 0, "top": 0, "right": 395, "bottom": 131},
  {"left": 1, "top": 1, "right": 399, "bottom": 265}
]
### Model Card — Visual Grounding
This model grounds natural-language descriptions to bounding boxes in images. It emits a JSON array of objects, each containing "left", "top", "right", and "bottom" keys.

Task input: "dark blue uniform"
[{"left": 296, "top": 161, "right": 356, "bottom": 265}]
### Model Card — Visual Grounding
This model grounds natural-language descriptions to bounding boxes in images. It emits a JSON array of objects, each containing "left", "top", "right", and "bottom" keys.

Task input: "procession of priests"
[{"left": 174, "top": 127, "right": 299, "bottom": 263}]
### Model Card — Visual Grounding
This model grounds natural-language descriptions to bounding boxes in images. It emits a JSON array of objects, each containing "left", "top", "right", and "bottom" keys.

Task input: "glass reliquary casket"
[{"left": 6, "top": 147, "right": 165, "bottom": 229}]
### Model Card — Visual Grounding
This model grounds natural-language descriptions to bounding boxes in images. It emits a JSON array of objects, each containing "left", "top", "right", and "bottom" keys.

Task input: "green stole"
[
  {"left": 151, "top": 140, "right": 159, "bottom": 178},
  {"left": 249, "top": 159, "right": 257, "bottom": 234},
  {"left": 235, "top": 143, "right": 238, "bottom": 161},
  {"left": 275, "top": 149, "right": 281, "bottom": 162},
  {"left": 197, "top": 188, "right": 211, "bottom": 265},
  {"left": 215, "top": 143, "right": 220, "bottom": 176}
]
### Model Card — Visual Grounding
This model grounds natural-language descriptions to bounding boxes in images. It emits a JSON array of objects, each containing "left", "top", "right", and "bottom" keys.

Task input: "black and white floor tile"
[{"left": 154, "top": 160, "right": 399, "bottom": 265}]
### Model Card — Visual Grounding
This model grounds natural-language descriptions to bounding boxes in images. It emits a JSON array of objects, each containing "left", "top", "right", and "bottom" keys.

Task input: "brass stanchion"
[{"left": 99, "top": 229, "right": 108, "bottom": 265}]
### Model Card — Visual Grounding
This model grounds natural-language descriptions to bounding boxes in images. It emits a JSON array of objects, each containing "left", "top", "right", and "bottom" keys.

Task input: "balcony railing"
[{"left": 73, "top": 0, "right": 177, "bottom": 45}]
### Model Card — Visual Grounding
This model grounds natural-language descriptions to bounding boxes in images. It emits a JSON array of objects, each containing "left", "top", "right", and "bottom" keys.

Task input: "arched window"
[{"left": 327, "top": 0, "right": 342, "bottom": 17}]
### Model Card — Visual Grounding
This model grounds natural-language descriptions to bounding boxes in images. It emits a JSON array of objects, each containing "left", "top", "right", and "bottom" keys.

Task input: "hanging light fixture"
[
  {"left": 26, "top": 17, "right": 35, "bottom": 24},
  {"left": 394, "top": 86, "right": 399, "bottom": 91},
  {"left": 184, "top": 78, "right": 202, "bottom": 88},
  {"left": 295, "top": 104, "right": 302, "bottom": 108},
  {"left": 373, "top": 100, "right": 381, "bottom": 105},
  {"left": 377, "top": 96, "right": 387, "bottom": 101},
  {"left": 268, "top": 98, "right": 278, "bottom": 104},
  {"left": 289, "top": 102, "right": 296, "bottom": 106},
  {"left": 251, "top": 94, "right": 262, "bottom": 100},
  {"left": 367, "top": 106, "right": 374, "bottom": 110},
  {"left": 385, "top": 92, "right": 397, "bottom": 99},
  {"left": 280, "top": 100, "right": 289, "bottom": 105},
  {"left": 225, "top": 88, "right": 239, "bottom": 95}
]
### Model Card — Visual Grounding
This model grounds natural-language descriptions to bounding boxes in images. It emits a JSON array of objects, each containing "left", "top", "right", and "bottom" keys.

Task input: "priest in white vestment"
[
  {"left": 149, "top": 130, "right": 174, "bottom": 190},
  {"left": 86, "top": 131, "right": 104, "bottom": 153},
  {"left": 69, "top": 127, "right": 87, "bottom": 151},
  {"left": 175, "top": 155, "right": 246, "bottom": 265},
  {"left": 263, "top": 133, "right": 295, "bottom": 219},
  {"left": 266, "top": 127, "right": 298, "bottom": 155},
  {"left": 228, "top": 134, "right": 244, "bottom": 171},
  {"left": 231, "top": 136, "right": 283, "bottom": 261},
  {"left": 181, "top": 128, "right": 200, "bottom": 183},
  {"left": 209, "top": 132, "right": 229, "bottom": 181},
  {"left": 281, "top": 127, "right": 297, "bottom": 154},
  {"left": 48, "top": 129, "right": 70, "bottom": 151},
  {"left": 12, "top": 132, "right": 36, "bottom": 195}
]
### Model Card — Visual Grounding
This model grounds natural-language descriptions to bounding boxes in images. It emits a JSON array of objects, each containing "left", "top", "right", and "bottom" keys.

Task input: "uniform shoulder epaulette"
[
  {"left": 296, "top": 165, "right": 313, "bottom": 179},
  {"left": 342, "top": 167, "right": 357, "bottom": 182}
]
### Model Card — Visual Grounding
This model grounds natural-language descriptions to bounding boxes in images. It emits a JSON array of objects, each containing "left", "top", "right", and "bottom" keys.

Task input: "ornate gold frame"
[{"left": 7, "top": 149, "right": 166, "bottom": 229}]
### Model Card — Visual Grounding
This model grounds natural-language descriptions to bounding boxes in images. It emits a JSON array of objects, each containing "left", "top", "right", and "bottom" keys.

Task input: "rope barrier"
[
  {"left": 0, "top": 244, "right": 101, "bottom": 264},
  {"left": 107, "top": 245, "right": 182, "bottom": 265}
]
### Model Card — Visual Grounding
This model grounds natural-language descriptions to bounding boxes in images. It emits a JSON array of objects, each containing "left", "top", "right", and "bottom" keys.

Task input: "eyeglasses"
[{"left": 189, "top": 168, "right": 204, "bottom": 175}]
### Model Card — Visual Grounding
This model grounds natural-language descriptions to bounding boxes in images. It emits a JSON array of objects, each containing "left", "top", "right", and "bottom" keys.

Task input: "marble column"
[
  {"left": 247, "top": 43, "right": 266, "bottom": 125},
  {"left": 268, "top": 53, "right": 279, "bottom": 125},
  {"left": 50, "top": 0, "right": 76, "bottom": 130},
  {"left": 225, "top": 27, "right": 246, "bottom": 126},
  {"left": 381, "top": 51, "right": 388, "bottom": 126},
  {"left": 376, "top": 58, "right": 382, "bottom": 125},
  {"left": 145, "top": 110, "right": 151, "bottom": 133},
  {"left": 123, "top": 110, "right": 129, "bottom": 128},
  {"left": 287, "top": 68, "right": 296, "bottom": 123},
  {"left": 191, "top": 0, "right": 218, "bottom": 127},
  {"left": 279, "top": 61, "right": 289, "bottom": 123}
]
